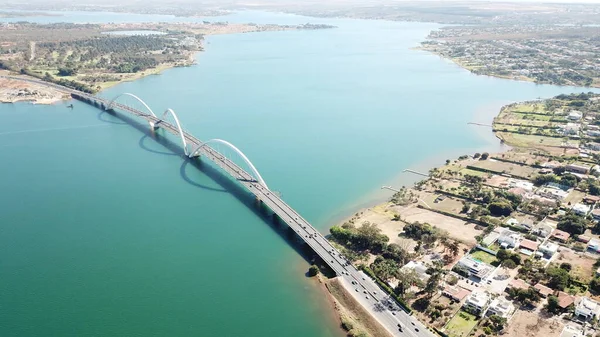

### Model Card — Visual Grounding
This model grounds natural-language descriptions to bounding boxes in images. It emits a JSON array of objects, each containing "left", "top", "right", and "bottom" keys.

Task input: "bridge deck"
[{"left": 69, "top": 92, "right": 434, "bottom": 337}]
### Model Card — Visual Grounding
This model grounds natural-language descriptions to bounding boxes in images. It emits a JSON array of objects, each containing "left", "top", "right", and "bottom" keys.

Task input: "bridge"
[{"left": 2, "top": 74, "right": 435, "bottom": 337}]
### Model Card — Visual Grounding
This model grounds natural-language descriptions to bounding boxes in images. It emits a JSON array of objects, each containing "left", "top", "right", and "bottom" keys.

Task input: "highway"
[{"left": 1, "top": 75, "right": 436, "bottom": 337}]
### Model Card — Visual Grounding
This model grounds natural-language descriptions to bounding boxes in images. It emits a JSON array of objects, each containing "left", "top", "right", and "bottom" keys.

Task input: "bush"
[
  {"left": 481, "top": 152, "right": 489, "bottom": 160},
  {"left": 307, "top": 265, "right": 319, "bottom": 277}
]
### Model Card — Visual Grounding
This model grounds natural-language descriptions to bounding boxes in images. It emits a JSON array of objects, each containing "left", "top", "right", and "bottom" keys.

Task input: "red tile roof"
[
  {"left": 519, "top": 239, "right": 539, "bottom": 251},
  {"left": 552, "top": 229, "right": 571, "bottom": 241},
  {"left": 443, "top": 286, "right": 471, "bottom": 301},
  {"left": 534, "top": 283, "right": 554, "bottom": 297},
  {"left": 508, "top": 278, "right": 530, "bottom": 290},
  {"left": 557, "top": 291, "right": 575, "bottom": 308}
]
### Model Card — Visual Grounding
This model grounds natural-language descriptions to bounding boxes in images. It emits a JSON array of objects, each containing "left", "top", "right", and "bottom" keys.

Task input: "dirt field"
[
  {"left": 0, "top": 72, "right": 68, "bottom": 104},
  {"left": 555, "top": 248, "right": 596, "bottom": 282},
  {"left": 504, "top": 310, "right": 563, "bottom": 337},
  {"left": 393, "top": 206, "right": 482, "bottom": 245}
]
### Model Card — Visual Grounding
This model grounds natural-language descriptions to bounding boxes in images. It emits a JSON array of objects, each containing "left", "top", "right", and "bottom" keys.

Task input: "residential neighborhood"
[
  {"left": 327, "top": 93, "right": 600, "bottom": 337},
  {"left": 419, "top": 25, "right": 600, "bottom": 88}
]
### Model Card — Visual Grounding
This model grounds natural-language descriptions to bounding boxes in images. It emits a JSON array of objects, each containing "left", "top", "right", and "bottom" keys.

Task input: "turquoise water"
[{"left": 1, "top": 11, "right": 598, "bottom": 337}]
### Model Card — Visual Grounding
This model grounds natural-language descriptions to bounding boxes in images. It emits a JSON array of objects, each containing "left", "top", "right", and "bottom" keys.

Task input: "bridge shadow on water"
[
  {"left": 97, "top": 110, "right": 127, "bottom": 125},
  {"left": 102, "top": 109, "right": 334, "bottom": 277}
]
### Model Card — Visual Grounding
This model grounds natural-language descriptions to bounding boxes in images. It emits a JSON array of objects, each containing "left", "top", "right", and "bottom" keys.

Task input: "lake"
[{"left": 0, "top": 10, "right": 596, "bottom": 337}]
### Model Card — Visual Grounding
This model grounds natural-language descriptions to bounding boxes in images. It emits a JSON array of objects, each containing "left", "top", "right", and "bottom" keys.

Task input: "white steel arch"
[
  {"left": 189, "top": 139, "right": 269, "bottom": 190},
  {"left": 108, "top": 93, "right": 157, "bottom": 117},
  {"left": 158, "top": 108, "right": 189, "bottom": 156}
]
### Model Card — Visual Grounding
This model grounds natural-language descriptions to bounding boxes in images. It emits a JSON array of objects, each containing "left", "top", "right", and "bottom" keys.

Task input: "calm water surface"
[{"left": 0, "top": 11, "right": 597, "bottom": 337}]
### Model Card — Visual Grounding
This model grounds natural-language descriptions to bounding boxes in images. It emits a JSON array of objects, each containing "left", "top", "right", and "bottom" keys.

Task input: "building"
[
  {"left": 508, "top": 179, "right": 534, "bottom": 191},
  {"left": 589, "top": 142, "right": 600, "bottom": 151},
  {"left": 587, "top": 239, "right": 600, "bottom": 253},
  {"left": 575, "top": 297, "right": 600, "bottom": 321},
  {"left": 592, "top": 209, "right": 600, "bottom": 221},
  {"left": 487, "top": 298, "right": 515, "bottom": 318},
  {"left": 443, "top": 285, "right": 471, "bottom": 302},
  {"left": 577, "top": 235, "right": 591, "bottom": 243},
  {"left": 506, "top": 278, "right": 530, "bottom": 292},
  {"left": 401, "top": 261, "right": 430, "bottom": 282},
  {"left": 568, "top": 111, "right": 583, "bottom": 120},
  {"left": 536, "top": 186, "right": 569, "bottom": 201},
  {"left": 538, "top": 242, "right": 559, "bottom": 257},
  {"left": 566, "top": 164, "right": 590, "bottom": 175},
  {"left": 497, "top": 229, "right": 522, "bottom": 248},
  {"left": 558, "top": 291, "right": 576, "bottom": 310},
  {"left": 534, "top": 283, "right": 554, "bottom": 297},
  {"left": 572, "top": 203, "right": 591, "bottom": 216},
  {"left": 560, "top": 123, "right": 580, "bottom": 135},
  {"left": 463, "top": 291, "right": 490, "bottom": 315},
  {"left": 455, "top": 256, "right": 494, "bottom": 280},
  {"left": 552, "top": 229, "right": 571, "bottom": 243},
  {"left": 533, "top": 222, "right": 553, "bottom": 238},
  {"left": 560, "top": 325, "right": 585, "bottom": 337},
  {"left": 519, "top": 239, "right": 539, "bottom": 254}
]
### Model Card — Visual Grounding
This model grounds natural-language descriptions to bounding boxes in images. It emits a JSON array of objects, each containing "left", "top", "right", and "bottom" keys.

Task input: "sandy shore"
[{"left": 320, "top": 275, "right": 394, "bottom": 337}]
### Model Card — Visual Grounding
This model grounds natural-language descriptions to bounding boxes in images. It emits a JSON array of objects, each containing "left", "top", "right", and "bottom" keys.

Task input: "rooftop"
[
  {"left": 558, "top": 291, "right": 575, "bottom": 308},
  {"left": 443, "top": 285, "right": 471, "bottom": 302},
  {"left": 534, "top": 283, "right": 554, "bottom": 297},
  {"left": 552, "top": 229, "right": 571, "bottom": 241},
  {"left": 519, "top": 239, "right": 539, "bottom": 251}
]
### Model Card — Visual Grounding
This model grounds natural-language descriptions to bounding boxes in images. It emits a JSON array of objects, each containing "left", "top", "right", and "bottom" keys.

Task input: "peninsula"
[
  {"left": 322, "top": 92, "right": 600, "bottom": 337},
  {"left": 0, "top": 21, "right": 335, "bottom": 103}
]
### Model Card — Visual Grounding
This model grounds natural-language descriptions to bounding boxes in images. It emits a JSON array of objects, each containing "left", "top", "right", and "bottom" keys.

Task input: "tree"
[
  {"left": 502, "top": 259, "right": 517, "bottom": 269},
  {"left": 487, "top": 315, "right": 507, "bottom": 333},
  {"left": 560, "top": 174, "right": 579, "bottom": 188},
  {"left": 488, "top": 201, "right": 514, "bottom": 216},
  {"left": 57, "top": 67, "right": 77, "bottom": 76},
  {"left": 481, "top": 152, "right": 489, "bottom": 160},
  {"left": 448, "top": 241, "right": 460, "bottom": 257},
  {"left": 546, "top": 295, "right": 560, "bottom": 314},
  {"left": 589, "top": 277, "right": 600, "bottom": 293},
  {"left": 533, "top": 174, "right": 558, "bottom": 186},
  {"left": 547, "top": 267, "right": 571, "bottom": 290},
  {"left": 307, "top": 265, "right": 319, "bottom": 277},
  {"left": 474, "top": 153, "right": 481, "bottom": 159},
  {"left": 557, "top": 214, "right": 588, "bottom": 235},
  {"left": 560, "top": 262, "right": 572, "bottom": 271},
  {"left": 552, "top": 166, "right": 566, "bottom": 175}
]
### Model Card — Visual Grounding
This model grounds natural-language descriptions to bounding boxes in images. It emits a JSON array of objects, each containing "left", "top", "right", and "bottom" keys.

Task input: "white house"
[
  {"left": 456, "top": 256, "right": 494, "bottom": 280},
  {"left": 463, "top": 291, "right": 490, "bottom": 315},
  {"left": 497, "top": 229, "right": 522, "bottom": 248},
  {"left": 560, "top": 123, "right": 580, "bottom": 135},
  {"left": 536, "top": 187, "right": 569, "bottom": 201},
  {"left": 401, "top": 261, "right": 430, "bottom": 282},
  {"left": 568, "top": 111, "right": 583, "bottom": 121},
  {"left": 575, "top": 297, "right": 600, "bottom": 321},
  {"left": 487, "top": 298, "right": 515, "bottom": 318},
  {"left": 572, "top": 203, "right": 591, "bottom": 216},
  {"left": 539, "top": 242, "right": 559, "bottom": 257}
]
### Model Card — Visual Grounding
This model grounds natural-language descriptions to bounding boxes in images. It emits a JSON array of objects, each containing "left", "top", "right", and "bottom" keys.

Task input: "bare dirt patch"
[
  {"left": 393, "top": 206, "right": 482, "bottom": 245},
  {"left": 504, "top": 310, "right": 563, "bottom": 337},
  {"left": 555, "top": 249, "right": 596, "bottom": 282},
  {"left": 0, "top": 74, "right": 68, "bottom": 104}
]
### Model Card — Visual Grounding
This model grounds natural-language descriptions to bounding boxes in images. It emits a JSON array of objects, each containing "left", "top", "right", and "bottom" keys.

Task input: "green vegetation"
[
  {"left": 557, "top": 214, "right": 588, "bottom": 236},
  {"left": 330, "top": 221, "right": 390, "bottom": 254},
  {"left": 470, "top": 250, "right": 497, "bottom": 265},
  {"left": 445, "top": 311, "right": 478, "bottom": 337}
]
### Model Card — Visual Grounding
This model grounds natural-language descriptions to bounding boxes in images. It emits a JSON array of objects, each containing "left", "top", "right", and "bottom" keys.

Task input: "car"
[
  {"left": 398, "top": 327, "right": 403, "bottom": 332},
  {"left": 415, "top": 328, "right": 419, "bottom": 332},
  {"left": 363, "top": 290, "right": 367, "bottom": 294},
  {"left": 391, "top": 312, "right": 396, "bottom": 316},
  {"left": 355, "top": 289, "right": 358, "bottom": 292}
]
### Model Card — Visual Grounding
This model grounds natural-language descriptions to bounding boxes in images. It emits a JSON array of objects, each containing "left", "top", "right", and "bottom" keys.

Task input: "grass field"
[
  {"left": 470, "top": 250, "right": 497, "bottom": 264},
  {"left": 444, "top": 310, "right": 479, "bottom": 337}
]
